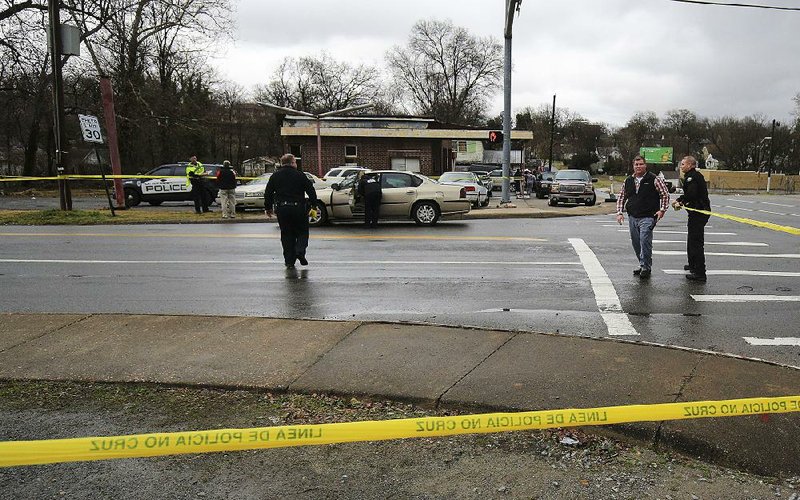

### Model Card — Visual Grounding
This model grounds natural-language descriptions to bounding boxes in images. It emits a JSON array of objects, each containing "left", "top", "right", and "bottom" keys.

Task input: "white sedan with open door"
[{"left": 310, "top": 170, "right": 471, "bottom": 226}]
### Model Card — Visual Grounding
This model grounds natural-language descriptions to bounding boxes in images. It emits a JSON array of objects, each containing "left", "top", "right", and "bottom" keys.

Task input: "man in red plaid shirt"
[{"left": 615, "top": 155, "right": 671, "bottom": 279}]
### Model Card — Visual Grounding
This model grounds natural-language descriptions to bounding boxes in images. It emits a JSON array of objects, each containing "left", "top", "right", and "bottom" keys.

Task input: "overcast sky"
[{"left": 211, "top": 0, "right": 800, "bottom": 127}]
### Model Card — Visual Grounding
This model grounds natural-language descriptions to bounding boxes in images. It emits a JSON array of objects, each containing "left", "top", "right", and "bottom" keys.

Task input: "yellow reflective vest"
[{"left": 185, "top": 162, "right": 204, "bottom": 186}]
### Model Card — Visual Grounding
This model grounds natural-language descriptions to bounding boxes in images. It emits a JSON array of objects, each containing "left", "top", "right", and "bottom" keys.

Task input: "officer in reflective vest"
[{"left": 186, "top": 155, "right": 210, "bottom": 214}]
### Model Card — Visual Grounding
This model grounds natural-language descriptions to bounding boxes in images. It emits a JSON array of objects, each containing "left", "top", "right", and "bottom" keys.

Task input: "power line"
[{"left": 669, "top": 0, "right": 800, "bottom": 11}]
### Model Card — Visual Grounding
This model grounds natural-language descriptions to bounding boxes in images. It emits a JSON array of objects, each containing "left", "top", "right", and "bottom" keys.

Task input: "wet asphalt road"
[{"left": 1, "top": 194, "right": 798, "bottom": 367}]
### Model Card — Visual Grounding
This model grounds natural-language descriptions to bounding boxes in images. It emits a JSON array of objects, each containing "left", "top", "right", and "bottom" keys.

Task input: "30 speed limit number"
[{"left": 78, "top": 114, "right": 104, "bottom": 144}]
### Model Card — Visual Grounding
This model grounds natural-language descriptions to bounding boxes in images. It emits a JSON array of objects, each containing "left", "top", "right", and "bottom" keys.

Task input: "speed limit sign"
[{"left": 78, "top": 114, "right": 104, "bottom": 144}]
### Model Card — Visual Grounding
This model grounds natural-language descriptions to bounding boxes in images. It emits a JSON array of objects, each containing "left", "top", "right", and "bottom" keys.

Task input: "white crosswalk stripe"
[
  {"left": 663, "top": 269, "right": 800, "bottom": 277},
  {"left": 743, "top": 337, "right": 800, "bottom": 346},
  {"left": 653, "top": 240, "right": 768, "bottom": 247},
  {"left": 654, "top": 251, "right": 799, "bottom": 259},
  {"left": 692, "top": 295, "right": 800, "bottom": 302}
]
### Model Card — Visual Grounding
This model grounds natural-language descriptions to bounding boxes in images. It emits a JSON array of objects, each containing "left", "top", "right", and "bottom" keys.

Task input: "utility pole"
[
  {"left": 767, "top": 119, "right": 777, "bottom": 193},
  {"left": 501, "top": 0, "right": 521, "bottom": 204},
  {"left": 548, "top": 94, "right": 556, "bottom": 172},
  {"left": 48, "top": 0, "right": 71, "bottom": 210}
]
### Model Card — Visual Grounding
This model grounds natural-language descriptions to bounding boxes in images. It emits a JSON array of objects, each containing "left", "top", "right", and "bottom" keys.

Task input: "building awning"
[{"left": 281, "top": 127, "right": 534, "bottom": 141}]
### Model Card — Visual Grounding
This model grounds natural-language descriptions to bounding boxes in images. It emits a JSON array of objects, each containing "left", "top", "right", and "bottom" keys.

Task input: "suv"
[
  {"left": 548, "top": 169, "right": 598, "bottom": 206},
  {"left": 119, "top": 163, "right": 222, "bottom": 207}
]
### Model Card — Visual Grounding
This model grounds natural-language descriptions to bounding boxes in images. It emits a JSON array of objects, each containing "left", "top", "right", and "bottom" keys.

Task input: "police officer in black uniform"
[
  {"left": 264, "top": 154, "right": 317, "bottom": 268},
  {"left": 358, "top": 172, "right": 382, "bottom": 228},
  {"left": 674, "top": 155, "right": 710, "bottom": 282}
]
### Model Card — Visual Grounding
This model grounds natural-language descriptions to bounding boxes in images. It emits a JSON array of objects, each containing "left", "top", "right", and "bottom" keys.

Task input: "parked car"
[
  {"left": 535, "top": 172, "right": 556, "bottom": 199},
  {"left": 437, "top": 171, "right": 490, "bottom": 207},
  {"left": 488, "top": 169, "right": 514, "bottom": 192},
  {"left": 470, "top": 170, "right": 494, "bottom": 194},
  {"left": 233, "top": 172, "right": 330, "bottom": 210},
  {"left": 548, "top": 169, "right": 598, "bottom": 206},
  {"left": 118, "top": 163, "right": 223, "bottom": 207},
  {"left": 322, "top": 166, "right": 369, "bottom": 184},
  {"left": 310, "top": 170, "right": 471, "bottom": 226}
]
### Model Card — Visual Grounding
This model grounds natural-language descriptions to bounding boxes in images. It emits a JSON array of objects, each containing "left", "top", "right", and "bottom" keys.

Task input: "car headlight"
[{"left": 584, "top": 185, "right": 594, "bottom": 193}]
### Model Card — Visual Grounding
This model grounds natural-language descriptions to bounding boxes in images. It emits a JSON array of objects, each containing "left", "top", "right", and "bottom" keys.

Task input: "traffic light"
[{"left": 488, "top": 130, "right": 503, "bottom": 144}]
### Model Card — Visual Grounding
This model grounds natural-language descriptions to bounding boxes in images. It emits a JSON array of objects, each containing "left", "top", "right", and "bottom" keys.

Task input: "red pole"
[
  {"left": 316, "top": 118, "right": 323, "bottom": 177},
  {"left": 99, "top": 78, "right": 125, "bottom": 207}
]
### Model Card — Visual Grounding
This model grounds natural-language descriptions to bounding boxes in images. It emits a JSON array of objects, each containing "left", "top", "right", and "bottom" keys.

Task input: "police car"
[{"left": 120, "top": 163, "right": 222, "bottom": 207}]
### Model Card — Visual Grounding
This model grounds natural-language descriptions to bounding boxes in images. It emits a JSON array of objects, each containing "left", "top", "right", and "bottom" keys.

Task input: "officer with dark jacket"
[
  {"left": 674, "top": 155, "right": 711, "bottom": 282},
  {"left": 264, "top": 154, "right": 317, "bottom": 268},
  {"left": 358, "top": 172, "right": 382, "bottom": 228},
  {"left": 216, "top": 160, "right": 237, "bottom": 219}
]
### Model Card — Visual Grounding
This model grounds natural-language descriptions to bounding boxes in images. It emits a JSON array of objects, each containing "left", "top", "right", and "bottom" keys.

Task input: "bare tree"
[
  {"left": 256, "top": 53, "right": 384, "bottom": 114},
  {"left": 386, "top": 19, "right": 503, "bottom": 125}
]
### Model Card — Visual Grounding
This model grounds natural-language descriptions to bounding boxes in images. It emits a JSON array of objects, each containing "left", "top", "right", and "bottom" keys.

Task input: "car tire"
[
  {"left": 308, "top": 200, "right": 329, "bottom": 227},
  {"left": 124, "top": 188, "right": 141, "bottom": 207},
  {"left": 412, "top": 201, "right": 440, "bottom": 226},
  {"left": 148, "top": 200, "right": 163, "bottom": 206},
  {"left": 549, "top": 198, "right": 558, "bottom": 207},
  {"left": 585, "top": 195, "right": 596, "bottom": 206}
]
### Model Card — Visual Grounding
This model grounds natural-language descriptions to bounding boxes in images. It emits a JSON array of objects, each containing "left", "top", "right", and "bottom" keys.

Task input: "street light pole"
[
  {"left": 548, "top": 94, "right": 556, "bottom": 172},
  {"left": 501, "top": 0, "right": 521, "bottom": 205},
  {"left": 257, "top": 102, "right": 373, "bottom": 178},
  {"left": 767, "top": 119, "right": 777, "bottom": 193}
]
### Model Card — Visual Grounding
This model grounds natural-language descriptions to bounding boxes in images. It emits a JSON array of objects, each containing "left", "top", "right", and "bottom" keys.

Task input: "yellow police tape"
[
  {"left": 0, "top": 174, "right": 262, "bottom": 182},
  {"left": 1, "top": 395, "right": 799, "bottom": 467},
  {"left": 684, "top": 207, "right": 800, "bottom": 236}
]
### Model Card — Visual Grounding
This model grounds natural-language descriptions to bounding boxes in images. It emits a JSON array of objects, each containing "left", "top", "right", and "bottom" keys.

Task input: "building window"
[
  {"left": 345, "top": 145, "right": 357, "bottom": 157},
  {"left": 456, "top": 140, "right": 468, "bottom": 153},
  {"left": 289, "top": 144, "right": 302, "bottom": 159}
]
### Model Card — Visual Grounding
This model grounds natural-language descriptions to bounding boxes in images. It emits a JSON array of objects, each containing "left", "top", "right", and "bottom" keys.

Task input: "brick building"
[{"left": 281, "top": 115, "right": 533, "bottom": 177}]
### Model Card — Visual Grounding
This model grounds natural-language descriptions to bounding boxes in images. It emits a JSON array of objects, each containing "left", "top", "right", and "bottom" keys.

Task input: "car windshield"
[
  {"left": 490, "top": 170, "right": 503, "bottom": 176},
  {"left": 439, "top": 173, "right": 474, "bottom": 182},
  {"left": 326, "top": 169, "right": 342, "bottom": 177},
  {"left": 555, "top": 170, "right": 590, "bottom": 181},
  {"left": 247, "top": 174, "right": 271, "bottom": 185}
]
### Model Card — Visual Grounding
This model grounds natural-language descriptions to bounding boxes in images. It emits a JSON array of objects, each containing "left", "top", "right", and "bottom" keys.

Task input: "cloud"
[{"left": 215, "top": 0, "right": 800, "bottom": 126}]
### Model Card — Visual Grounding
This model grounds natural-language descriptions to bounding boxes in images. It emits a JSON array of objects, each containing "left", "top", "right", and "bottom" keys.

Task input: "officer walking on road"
[
  {"left": 673, "top": 155, "right": 710, "bottom": 282},
  {"left": 186, "top": 155, "right": 210, "bottom": 214},
  {"left": 358, "top": 172, "right": 382, "bottom": 228},
  {"left": 264, "top": 154, "right": 317, "bottom": 268},
  {"left": 616, "top": 155, "right": 671, "bottom": 279}
]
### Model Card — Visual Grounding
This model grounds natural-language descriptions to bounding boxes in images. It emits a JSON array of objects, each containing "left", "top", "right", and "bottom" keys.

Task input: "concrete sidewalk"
[{"left": 1, "top": 313, "right": 798, "bottom": 475}]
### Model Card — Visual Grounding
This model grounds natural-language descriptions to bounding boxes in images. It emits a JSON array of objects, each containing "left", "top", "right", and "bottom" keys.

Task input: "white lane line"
[
  {"left": 743, "top": 337, "right": 800, "bottom": 346},
  {"left": 663, "top": 269, "right": 800, "bottom": 277},
  {"left": 761, "top": 201, "right": 795, "bottom": 208},
  {"left": 655, "top": 251, "right": 800, "bottom": 259},
  {"left": 568, "top": 238, "right": 638, "bottom": 336},
  {"left": 720, "top": 205, "right": 755, "bottom": 212},
  {"left": 618, "top": 230, "right": 737, "bottom": 236},
  {"left": 725, "top": 198, "right": 755, "bottom": 204},
  {"left": 653, "top": 240, "right": 768, "bottom": 247},
  {"left": 758, "top": 210, "right": 788, "bottom": 216},
  {"left": 0, "top": 259, "right": 582, "bottom": 266},
  {"left": 692, "top": 295, "right": 800, "bottom": 302}
]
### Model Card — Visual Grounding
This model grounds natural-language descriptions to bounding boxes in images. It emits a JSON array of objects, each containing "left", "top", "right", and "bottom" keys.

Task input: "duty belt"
[{"left": 278, "top": 201, "right": 302, "bottom": 206}]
